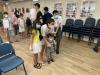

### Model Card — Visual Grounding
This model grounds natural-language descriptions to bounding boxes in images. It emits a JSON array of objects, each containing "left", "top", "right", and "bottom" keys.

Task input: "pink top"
[{"left": 12, "top": 14, "right": 18, "bottom": 25}]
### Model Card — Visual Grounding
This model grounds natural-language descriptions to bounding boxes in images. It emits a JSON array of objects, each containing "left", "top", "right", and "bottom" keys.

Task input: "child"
[
  {"left": 41, "top": 19, "right": 55, "bottom": 64},
  {"left": 30, "top": 22, "right": 42, "bottom": 69},
  {"left": 3, "top": 12, "right": 15, "bottom": 43},
  {"left": 18, "top": 13, "right": 25, "bottom": 39}
]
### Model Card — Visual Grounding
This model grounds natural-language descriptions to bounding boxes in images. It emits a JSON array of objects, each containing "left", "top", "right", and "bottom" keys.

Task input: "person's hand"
[
  {"left": 47, "top": 43, "right": 52, "bottom": 48},
  {"left": 29, "top": 45, "right": 32, "bottom": 50}
]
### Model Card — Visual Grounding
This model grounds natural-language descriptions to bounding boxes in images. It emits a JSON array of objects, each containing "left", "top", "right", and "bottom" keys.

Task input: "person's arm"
[
  {"left": 41, "top": 26, "right": 51, "bottom": 47},
  {"left": 55, "top": 23, "right": 60, "bottom": 34},
  {"left": 43, "top": 36, "right": 52, "bottom": 48},
  {"left": 29, "top": 31, "right": 35, "bottom": 50}
]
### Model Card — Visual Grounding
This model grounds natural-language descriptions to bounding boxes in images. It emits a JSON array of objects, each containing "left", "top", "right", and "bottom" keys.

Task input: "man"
[
  {"left": 41, "top": 19, "right": 55, "bottom": 63},
  {"left": 34, "top": 3, "right": 42, "bottom": 22},
  {"left": 30, "top": 4, "right": 37, "bottom": 24},
  {"left": 42, "top": 7, "right": 52, "bottom": 24},
  {"left": 52, "top": 10, "right": 62, "bottom": 54},
  {"left": 93, "top": 37, "right": 100, "bottom": 53}
]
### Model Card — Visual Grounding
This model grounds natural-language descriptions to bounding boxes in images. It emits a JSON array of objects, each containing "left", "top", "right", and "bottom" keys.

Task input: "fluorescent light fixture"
[{"left": 33, "top": 0, "right": 39, "bottom": 1}]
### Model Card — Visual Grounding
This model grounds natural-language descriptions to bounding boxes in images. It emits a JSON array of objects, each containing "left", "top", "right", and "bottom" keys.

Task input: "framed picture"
[
  {"left": 54, "top": 3, "right": 63, "bottom": 16},
  {"left": 66, "top": 2, "right": 77, "bottom": 18},
  {"left": 80, "top": 0, "right": 96, "bottom": 17}
]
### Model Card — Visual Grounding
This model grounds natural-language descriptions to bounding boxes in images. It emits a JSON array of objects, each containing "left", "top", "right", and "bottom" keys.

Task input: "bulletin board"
[
  {"left": 54, "top": 3, "right": 63, "bottom": 16},
  {"left": 66, "top": 2, "right": 77, "bottom": 18},
  {"left": 80, "top": 0, "right": 96, "bottom": 17}
]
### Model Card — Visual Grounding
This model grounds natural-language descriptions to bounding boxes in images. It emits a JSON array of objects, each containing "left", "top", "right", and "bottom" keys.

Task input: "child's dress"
[
  {"left": 18, "top": 18, "right": 25, "bottom": 33},
  {"left": 32, "top": 30, "right": 42, "bottom": 54}
]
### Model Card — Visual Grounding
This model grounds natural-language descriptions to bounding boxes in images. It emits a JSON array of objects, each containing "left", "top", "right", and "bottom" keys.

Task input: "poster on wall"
[
  {"left": 66, "top": 2, "right": 77, "bottom": 18},
  {"left": 54, "top": 3, "right": 63, "bottom": 16},
  {"left": 80, "top": 0, "right": 96, "bottom": 17}
]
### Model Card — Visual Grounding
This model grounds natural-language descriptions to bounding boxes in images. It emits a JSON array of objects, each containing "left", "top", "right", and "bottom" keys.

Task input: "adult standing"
[
  {"left": 30, "top": 4, "right": 37, "bottom": 26},
  {"left": 24, "top": 8, "right": 32, "bottom": 36},
  {"left": 42, "top": 7, "right": 52, "bottom": 24},
  {"left": 52, "top": 10, "right": 62, "bottom": 54}
]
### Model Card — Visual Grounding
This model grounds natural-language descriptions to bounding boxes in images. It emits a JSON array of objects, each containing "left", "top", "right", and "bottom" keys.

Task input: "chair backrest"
[
  {"left": 0, "top": 43, "right": 15, "bottom": 61},
  {"left": 0, "top": 36, "right": 3, "bottom": 44},
  {"left": 74, "top": 19, "right": 83, "bottom": 27},
  {"left": 65, "top": 19, "right": 74, "bottom": 26},
  {"left": 84, "top": 18, "right": 96, "bottom": 27},
  {"left": 95, "top": 19, "right": 100, "bottom": 28}
]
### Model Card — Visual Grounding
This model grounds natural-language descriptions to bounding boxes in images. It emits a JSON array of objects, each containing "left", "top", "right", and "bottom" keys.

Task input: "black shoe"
[
  {"left": 93, "top": 48, "right": 98, "bottom": 53},
  {"left": 51, "top": 59, "right": 55, "bottom": 62},
  {"left": 56, "top": 52, "right": 59, "bottom": 54}
]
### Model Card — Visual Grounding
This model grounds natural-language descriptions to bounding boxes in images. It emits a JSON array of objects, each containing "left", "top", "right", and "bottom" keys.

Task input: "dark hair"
[
  {"left": 19, "top": 13, "right": 23, "bottom": 17},
  {"left": 44, "top": 7, "right": 49, "bottom": 11},
  {"left": 35, "top": 3, "right": 40, "bottom": 8},
  {"left": 3, "top": 12, "right": 8, "bottom": 15},
  {"left": 46, "top": 19, "right": 55, "bottom": 24},
  {"left": 53, "top": 10, "right": 58, "bottom": 15},
  {"left": 26, "top": 8, "right": 30, "bottom": 13}
]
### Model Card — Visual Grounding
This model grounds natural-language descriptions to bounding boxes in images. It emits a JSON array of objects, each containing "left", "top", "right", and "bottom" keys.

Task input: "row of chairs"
[
  {"left": 0, "top": 37, "right": 27, "bottom": 75},
  {"left": 62, "top": 18, "right": 100, "bottom": 44}
]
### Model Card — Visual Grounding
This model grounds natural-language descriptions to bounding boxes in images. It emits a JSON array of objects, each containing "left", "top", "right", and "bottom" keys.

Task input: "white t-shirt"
[
  {"left": 41, "top": 24, "right": 50, "bottom": 37},
  {"left": 3, "top": 18, "right": 10, "bottom": 29},
  {"left": 30, "top": 8, "right": 37, "bottom": 21},
  {"left": 3, "top": 17, "right": 13, "bottom": 30},
  {"left": 52, "top": 15, "right": 62, "bottom": 27}
]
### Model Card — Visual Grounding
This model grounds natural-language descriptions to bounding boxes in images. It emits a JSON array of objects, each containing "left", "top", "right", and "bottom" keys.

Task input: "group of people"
[{"left": 2, "top": 3, "right": 63, "bottom": 69}]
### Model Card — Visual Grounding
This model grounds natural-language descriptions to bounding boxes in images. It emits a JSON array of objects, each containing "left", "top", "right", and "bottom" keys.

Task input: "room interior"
[{"left": 0, "top": 0, "right": 100, "bottom": 75}]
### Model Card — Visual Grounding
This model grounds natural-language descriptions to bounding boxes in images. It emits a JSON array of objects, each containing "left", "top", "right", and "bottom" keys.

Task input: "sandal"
[
  {"left": 47, "top": 60, "right": 51, "bottom": 64},
  {"left": 33, "top": 64, "right": 38, "bottom": 68},
  {"left": 36, "top": 63, "right": 42, "bottom": 69}
]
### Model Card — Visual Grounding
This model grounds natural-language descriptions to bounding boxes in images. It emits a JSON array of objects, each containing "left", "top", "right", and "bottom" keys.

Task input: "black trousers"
[
  {"left": 94, "top": 37, "right": 100, "bottom": 51},
  {"left": 55, "top": 27, "right": 62, "bottom": 54},
  {"left": 13, "top": 25, "right": 19, "bottom": 35}
]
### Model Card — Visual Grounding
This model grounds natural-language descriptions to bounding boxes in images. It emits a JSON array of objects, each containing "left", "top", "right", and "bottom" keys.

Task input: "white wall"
[{"left": 8, "top": 0, "right": 100, "bottom": 19}]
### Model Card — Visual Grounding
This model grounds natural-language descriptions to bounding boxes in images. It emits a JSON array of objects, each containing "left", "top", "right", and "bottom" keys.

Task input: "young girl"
[
  {"left": 30, "top": 22, "right": 42, "bottom": 69},
  {"left": 18, "top": 13, "right": 25, "bottom": 39}
]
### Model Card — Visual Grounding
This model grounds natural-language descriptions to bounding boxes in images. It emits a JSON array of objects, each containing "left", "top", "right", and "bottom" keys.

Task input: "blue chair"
[
  {"left": 80, "top": 18, "right": 96, "bottom": 44},
  {"left": 0, "top": 43, "right": 27, "bottom": 75},
  {"left": 92, "top": 19, "right": 100, "bottom": 37},
  {"left": 62, "top": 19, "right": 74, "bottom": 38},
  {"left": 89, "top": 19, "right": 100, "bottom": 44},
  {"left": 0, "top": 36, "right": 3, "bottom": 44},
  {"left": 70, "top": 19, "right": 83, "bottom": 41}
]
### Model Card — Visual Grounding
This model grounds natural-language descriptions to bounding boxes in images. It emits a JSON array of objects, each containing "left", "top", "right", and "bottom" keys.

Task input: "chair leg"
[
  {"left": 0, "top": 73, "right": 2, "bottom": 75},
  {"left": 72, "top": 34, "right": 74, "bottom": 39},
  {"left": 23, "top": 64, "right": 27, "bottom": 75},
  {"left": 16, "top": 67, "right": 18, "bottom": 70},
  {"left": 68, "top": 33, "right": 71, "bottom": 39}
]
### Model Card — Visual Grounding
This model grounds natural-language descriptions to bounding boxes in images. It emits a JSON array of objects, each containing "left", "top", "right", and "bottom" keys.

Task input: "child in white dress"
[
  {"left": 18, "top": 13, "right": 25, "bottom": 39},
  {"left": 30, "top": 22, "right": 42, "bottom": 69}
]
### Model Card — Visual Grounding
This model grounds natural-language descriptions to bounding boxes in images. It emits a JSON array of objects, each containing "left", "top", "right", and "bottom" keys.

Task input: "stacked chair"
[
  {"left": 62, "top": 19, "right": 74, "bottom": 38},
  {"left": 89, "top": 19, "right": 100, "bottom": 44},
  {"left": 80, "top": 18, "right": 96, "bottom": 44},
  {"left": 70, "top": 19, "right": 83, "bottom": 41},
  {"left": 0, "top": 43, "right": 27, "bottom": 75}
]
